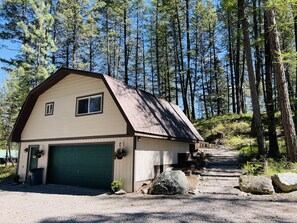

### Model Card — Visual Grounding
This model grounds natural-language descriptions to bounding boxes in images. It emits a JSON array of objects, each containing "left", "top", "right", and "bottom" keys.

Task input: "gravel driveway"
[{"left": 0, "top": 184, "right": 297, "bottom": 223}]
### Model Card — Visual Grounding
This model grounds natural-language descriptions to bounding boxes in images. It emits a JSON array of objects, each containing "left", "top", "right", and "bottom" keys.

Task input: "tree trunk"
[
  {"left": 155, "top": 0, "right": 161, "bottom": 95},
  {"left": 124, "top": 6, "right": 128, "bottom": 83},
  {"left": 193, "top": 17, "right": 199, "bottom": 118},
  {"left": 175, "top": 1, "right": 189, "bottom": 116},
  {"left": 208, "top": 25, "right": 214, "bottom": 117},
  {"left": 295, "top": 15, "right": 297, "bottom": 114},
  {"left": 172, "top": 19, "right": 180, "bottom": 105},
  {"left": 165, "top": 35, "right": 171, "bottom": 102},
  {"left": 106, "top": 9, "right": 111, "bottom": 76},
  {"left": 186, "top": 0, "right": 194, "bottom": 119},
  {"left": 227, "top": 15, "right": 234, "bottom": 114},
  {"left": 265, "top": 1, "right": 297, "bottom": 161},
  {"left": 294, "top": 14, "right": 297, "bottom": 127},
  {"left": 226, "top": 63, "right": 230, "bottom": 113},
  {"left": 66, "top": 39, "right": 69, "bottom": 67},
  {"left": 150, "top": 24, "right": 155, "bottom": 95},
  {"left": 142, "top": 34, "right": 146, "bottom": 91},
  {"left": 213, "top": 31, "right": 219, "bottom": 115},
  {"left": 239, "top": 0, "right": 266, "bottom": 155},
  {"left": 89, "top": 40, "right": 93, "bottom": 71},
  {"left": 240, "top": 52, "right": 246, "bottom": 113},
  {"left": 264, "top": 14, "right": 279, "bottom": 158},
  {"left": 235, "top": 1, "right": 241, "bottom": 114},
  {"left": 253, "top": 0, "right": 261, "bottom": 96},
  {"left": 201, "top": 45, "right": 208, "bottom": 119},
  {"left": 135, "top": 3, "right": 139, "bottom": 89}
]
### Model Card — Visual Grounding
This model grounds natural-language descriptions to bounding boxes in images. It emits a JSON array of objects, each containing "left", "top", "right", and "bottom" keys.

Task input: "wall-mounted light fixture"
[{"left": 119, "top": 142, "right": 124, "bottom": 148}]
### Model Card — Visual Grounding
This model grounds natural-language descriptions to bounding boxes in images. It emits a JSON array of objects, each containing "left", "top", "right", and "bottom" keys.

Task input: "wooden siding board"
[
  {"left": 135, "top": 137, "right": 189, "bottom": 182},
  {"left": 21, "top": 74, "right": 127, "bottom": 140},
  {"left": 18, "top": 137, "right": 134, "bottom": 192}
]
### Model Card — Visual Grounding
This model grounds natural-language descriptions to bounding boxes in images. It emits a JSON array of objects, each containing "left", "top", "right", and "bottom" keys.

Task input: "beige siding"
[
  {"left": 18, "top": 137, "right": 134, "bottom": 192},
  {"left": 135, "top": 137, "right": 189, "bottom": 182},
  {"left": 22, "top": 74, "right": 127, "bottom": 140}
]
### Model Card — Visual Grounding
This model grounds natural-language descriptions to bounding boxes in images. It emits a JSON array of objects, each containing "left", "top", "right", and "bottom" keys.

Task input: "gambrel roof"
[{"left": 10, "top": 67, "right": 203, "bottom": 142}]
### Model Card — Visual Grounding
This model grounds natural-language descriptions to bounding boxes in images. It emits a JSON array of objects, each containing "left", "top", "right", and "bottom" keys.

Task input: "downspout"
[
  {"left": 132, "top": 136, "right": 137, "bottom": 192},
  {"left": 16, "top": 142, "right": 21, "bottom": 177}
]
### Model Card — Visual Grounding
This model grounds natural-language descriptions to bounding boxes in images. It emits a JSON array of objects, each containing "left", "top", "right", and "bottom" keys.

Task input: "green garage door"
[{"left": 47, "top": 144, "right": 113, "bottom": 189}]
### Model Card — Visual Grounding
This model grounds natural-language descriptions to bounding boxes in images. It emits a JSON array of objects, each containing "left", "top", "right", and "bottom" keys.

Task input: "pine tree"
[
  {"left": 265, "top": 0, "right": 297, "bottom": 161},
  {"left": 239, "top": 0, "right": 266, "bottom": 155},
  {"left": 15, "top": 0, "right": 56, "bottom": 89},
  {"left": 1, "top": 0, "right": 56, "bottom": 152}
]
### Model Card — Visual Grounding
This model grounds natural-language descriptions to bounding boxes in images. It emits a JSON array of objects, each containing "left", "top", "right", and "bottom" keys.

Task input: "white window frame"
[
  {"left": 76, "top": 93, "right": 103, "bottom": 116},
  {"left": 45, "top": 102, "right": 54, "bottom": 116}
]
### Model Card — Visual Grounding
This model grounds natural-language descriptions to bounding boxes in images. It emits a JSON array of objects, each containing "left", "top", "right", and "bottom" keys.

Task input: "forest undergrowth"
[{"left": 195, "top": 113, "right": 297, "bottom": 175}]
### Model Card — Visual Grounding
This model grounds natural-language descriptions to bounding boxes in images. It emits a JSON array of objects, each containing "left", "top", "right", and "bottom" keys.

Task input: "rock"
[
  {"left": 239, "top": 175, "right": 274, "bottom": 194},
  {"left": 272, "top": 172, "right": 297, "bottom": 193},
  {"left": 114, "top": 189, "right": 126, "bottom": 195},
  {"left": 149, "top": 170, "right": 189, "bottom": 195}
]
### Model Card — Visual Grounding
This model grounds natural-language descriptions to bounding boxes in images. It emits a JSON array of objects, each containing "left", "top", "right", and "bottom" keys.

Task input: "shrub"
[
  {"left": 0, "top": 164, "right": 16, "bottom": 179},
  {"left": 111, "top": 179, "right": 123, "bottom": 192}
]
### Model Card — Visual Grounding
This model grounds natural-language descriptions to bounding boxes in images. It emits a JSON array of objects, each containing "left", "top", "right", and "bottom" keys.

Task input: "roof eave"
[{"left": 134, "top": 131, "right": 202, "bottom": 143}]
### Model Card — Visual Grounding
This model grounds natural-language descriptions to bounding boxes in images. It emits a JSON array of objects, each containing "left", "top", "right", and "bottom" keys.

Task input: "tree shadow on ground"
[{"left": 39, "top": 212, "right": 220, "bottom": 223}]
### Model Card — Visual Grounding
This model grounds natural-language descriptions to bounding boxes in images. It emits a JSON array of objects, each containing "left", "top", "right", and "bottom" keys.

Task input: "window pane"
[
  {"left": 47, "top": 105, "right": 52, "bottom": 114},
  {"left": 45, "top": 103, "right": 54, "bottom": 115},
  {"left": 78, "top": 98, "right": 89, "bottom": 114},
  {"left": 90, "top": 96, "right": 101, "bottom": 113}
]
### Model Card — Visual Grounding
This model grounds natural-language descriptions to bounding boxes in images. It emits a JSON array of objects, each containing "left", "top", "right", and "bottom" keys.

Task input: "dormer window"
[
  {"left": 45, "top": 102, "right": 54, "bottom": 116},
  {"left": 76, "top": 93, "right": 103, "bottom": 116}
]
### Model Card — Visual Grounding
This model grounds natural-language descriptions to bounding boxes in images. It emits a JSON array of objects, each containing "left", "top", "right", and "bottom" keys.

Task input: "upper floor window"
[
  {"left": 45, "top": 102, "right": 54, "bottom": 116},
  {"left": 76, "top": 93, "right": 103, "bottom": 116}
]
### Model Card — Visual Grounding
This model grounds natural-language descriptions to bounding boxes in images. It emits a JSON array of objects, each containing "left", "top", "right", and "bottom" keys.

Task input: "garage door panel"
[{"left": 47, "top": 144, "right": 113, "bottom": 189}]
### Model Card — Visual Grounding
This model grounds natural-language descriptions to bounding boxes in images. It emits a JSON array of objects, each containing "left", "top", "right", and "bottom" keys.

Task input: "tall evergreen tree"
[
  {"left": 239, "top": 0, "right": 266, "bottom": 155},
  {"left": 265, "top": 0, "right": 297, "bottom": 161}
]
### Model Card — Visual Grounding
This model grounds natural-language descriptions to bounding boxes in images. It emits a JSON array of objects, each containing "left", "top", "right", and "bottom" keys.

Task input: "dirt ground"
[{"left": 0, "top": 183, "right": 297, "bottom": 223}]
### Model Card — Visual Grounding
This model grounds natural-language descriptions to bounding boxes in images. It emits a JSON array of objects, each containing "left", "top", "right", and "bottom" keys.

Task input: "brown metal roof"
[
  {"left": 10, "top": 67, "right": 203, "bottom": 142},
  {"left": 100, "top": 75, "right": 202, "bottom": 142}
]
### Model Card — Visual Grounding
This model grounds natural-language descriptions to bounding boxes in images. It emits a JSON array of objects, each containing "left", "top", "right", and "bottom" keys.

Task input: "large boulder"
[
  {"left": 272, "top": 172, "right": 297, "bottom": 193},
  {"left": 239, "top": 175, "right": 274, "bottom": 194},
  {"left": 149, "top": 170, "right": 189, "bottom": 195}
]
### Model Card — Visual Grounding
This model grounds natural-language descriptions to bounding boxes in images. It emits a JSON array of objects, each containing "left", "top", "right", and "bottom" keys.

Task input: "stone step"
[
  {"left": 203, "top": 166, "right": 241, "bottom": 174},
  {"left": 205, "top": 162, "right": 240, "bottom": 167},
  {"left": 197, "top": 185, "right": 241, "bottom": 195},
  {"left": 198, "top": 146, "right": 241, "bottom": 195},
  {"left": 206, "top": 156, "right": 240, "bottom": 161},
  {"left": 200, "top": 176, "right": 240, "bottom": 181},
  {"left": 200, "top": 172, "right": 241, "bottom": 178},
  {"left": 200, "top": 178, "right": 239, "bottom": 187}
]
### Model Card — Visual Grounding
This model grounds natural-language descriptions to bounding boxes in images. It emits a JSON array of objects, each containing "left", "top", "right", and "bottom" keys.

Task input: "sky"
[
  {"left": 0, "top": 35, "right": 21, "bottom": 90},
  {"left": 0, "top": 0, "right": 21, "bottom": 90}
]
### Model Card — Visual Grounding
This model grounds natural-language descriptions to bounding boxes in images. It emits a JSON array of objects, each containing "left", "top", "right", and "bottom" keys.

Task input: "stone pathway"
[{"left": 197, "top": 146, "right": 242, "bottom": 195}]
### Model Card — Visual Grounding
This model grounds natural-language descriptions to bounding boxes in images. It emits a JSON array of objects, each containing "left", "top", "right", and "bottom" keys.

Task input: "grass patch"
[
  {"left": 0, "top": 164, "right": 16, "bottom": 179},
  {"left": 263, "top": 159, "right": 297, "bottom": 175},
  {"left": 242, "top": 158, "right": 297, "bottom": 176},
  {"left": 224, "top": 136, "right": 255, "bottom": 149},
  {"left": 194, "top": 113, "right": 253, "bottom": 148}
]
